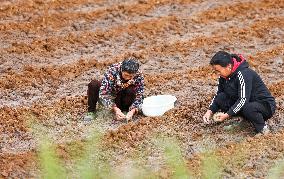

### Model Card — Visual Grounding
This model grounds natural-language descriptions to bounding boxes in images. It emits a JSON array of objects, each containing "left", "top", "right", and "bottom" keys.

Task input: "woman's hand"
[
  {"left": 126, "top": 108, "right": 136, "bottom": 121},
  {"left": 203, "top": 110, "right": 213, "bottom": 124},
  {"left": 213, "top": 112, "right": 229, "bottom": 122},
  {"left": 113, "top": 107, "right": 126, "bottom": 120}
]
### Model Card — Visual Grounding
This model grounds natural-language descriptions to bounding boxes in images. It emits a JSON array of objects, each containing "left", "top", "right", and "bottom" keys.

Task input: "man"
[
  {"left": 203, "top": 51, "right": 276, "bottom": 134},
  {"left": 84, "top": 57, "right": 144, "bottom": 121}
]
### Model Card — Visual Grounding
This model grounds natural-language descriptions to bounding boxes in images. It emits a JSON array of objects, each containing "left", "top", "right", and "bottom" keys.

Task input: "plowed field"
[{"left": 0, "top": 0, "right": 283, "bottom": 178}]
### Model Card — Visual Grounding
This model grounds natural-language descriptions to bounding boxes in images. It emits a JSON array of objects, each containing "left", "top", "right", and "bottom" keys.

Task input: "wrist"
[
  {"left": 207, "top": 110, "right": 213, "bottom": 115},
  {"left": 112, "top": 106, "right": 119, "bottom": 112},
  {"left": 133, "top": 108, "right": 138, "bottom": 114},
  {"left": 129, "top": 108, "right": 137, "bottom": 114},
  {"left": 226, "top": 110, "right": 234, "bottom": 117}
]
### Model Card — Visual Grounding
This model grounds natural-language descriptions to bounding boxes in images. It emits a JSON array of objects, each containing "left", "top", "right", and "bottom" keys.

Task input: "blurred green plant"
[
  {"left": 35, "top": 130, "right": 228, "bottom": 178},
  {"left": 38, "top": 136, "right": 67, "bottom": 179},
  {"left": 124, "top": 146, "right": 156, "bottom": 179},
  {"left": 201, "top": 152, "right": 222, "bottom": 179},
  {"left": 29, "top": 121, "right": 66, "bottom": 178},
  {"left": 30, "top": 118, "right": 227, "bottom": 179},
  {"left": 267, "top": 159, "right": 284, "bottom": 179},
  {"left": 30, "top": 120, "right": 112, "bottom": 178},
  {"left": 154, "top": 136, "right": 192, "bottom": 179},
  {"left": 155, "top": 136, "right": 225, "bottom": 179},
  {"left": 75, "top": 128, "right": 112, "bottom": 179}
]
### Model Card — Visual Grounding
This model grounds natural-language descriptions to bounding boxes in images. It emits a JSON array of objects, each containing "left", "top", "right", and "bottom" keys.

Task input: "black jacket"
[{"left": 209, "top": 60, "right": 276, "bottom": 116}]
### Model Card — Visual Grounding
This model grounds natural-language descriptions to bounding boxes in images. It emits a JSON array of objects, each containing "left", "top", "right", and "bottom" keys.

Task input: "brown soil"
[{"left": 0, "top": 0, "right": 283, "bottom": 178}]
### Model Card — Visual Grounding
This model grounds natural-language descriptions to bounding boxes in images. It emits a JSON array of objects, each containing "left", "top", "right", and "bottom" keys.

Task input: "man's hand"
[
  {"left": 203, "top": 110, "right": 213, "bottom": 124},
  {"left": 213, "top": 112, "right": 229, "bottom": 122},
  {"left": 126, "top": 108, "right": 136, "bottom": 121},
  {"left": 113, "top": 107, "right": 126, "bottom": 121}
]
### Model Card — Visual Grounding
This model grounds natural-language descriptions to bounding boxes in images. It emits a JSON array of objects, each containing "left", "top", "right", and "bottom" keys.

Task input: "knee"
[
  {"left": 88, "top": 80, "right": 101, "bottom": 90},
  {"left": 124, "top": 86, "right": 136, "bottom": 95},
  {"left": 241, "top": 103, "right": 255, "bottom": 117}
]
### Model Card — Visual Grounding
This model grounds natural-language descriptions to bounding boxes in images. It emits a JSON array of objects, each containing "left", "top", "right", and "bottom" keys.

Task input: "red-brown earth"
[{"left": 0, "top": 0, "right": 283, "bottom": 178}]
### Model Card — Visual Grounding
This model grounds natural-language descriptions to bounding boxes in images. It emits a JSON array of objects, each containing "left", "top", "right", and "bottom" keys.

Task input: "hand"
[
  {"left": 203, "top": 110, "right": 213, "bottom": 124},
  {"left": 126, "top": 108, "right": 136, "bottom": 121},
  {"left": 113, "top": 107, "right": 126, "bottom": 120},
  {"left": 116, "top": 110, "right": 126, "bottom": 121},
  {"left": 213, "top": 112, "right": 229, "bottom": 122}
]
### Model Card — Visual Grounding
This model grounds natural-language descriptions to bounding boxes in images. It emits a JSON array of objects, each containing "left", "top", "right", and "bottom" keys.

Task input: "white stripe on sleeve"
[{"left": 233, "top": 71, "right": 246, "bottom": 113}]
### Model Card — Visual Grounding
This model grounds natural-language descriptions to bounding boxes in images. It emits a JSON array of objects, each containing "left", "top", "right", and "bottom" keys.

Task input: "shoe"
[
  {"left": 260, "top": 124, "right": 270, "bottom": 135},
  {"left": 83, "top": 112, "right": 96, "bottom": 121},
  {"left": 255, "top": 124, "right": 270, "bottom": 137}
]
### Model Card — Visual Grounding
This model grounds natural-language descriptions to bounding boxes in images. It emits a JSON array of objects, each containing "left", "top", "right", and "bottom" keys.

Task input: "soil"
[{"left": 0, "top": 0, "right": 283, "bottom": 178}]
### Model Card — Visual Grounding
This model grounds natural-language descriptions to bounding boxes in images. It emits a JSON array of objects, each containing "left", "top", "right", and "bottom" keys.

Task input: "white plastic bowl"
[{"left": 142, "top": 95, "right": 177, "bottom": 117}]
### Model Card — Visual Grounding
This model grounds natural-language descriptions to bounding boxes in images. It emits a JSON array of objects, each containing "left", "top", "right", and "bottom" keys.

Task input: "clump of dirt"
[{"left": 0, "top": 0, "right": 283, "bottom": 178}]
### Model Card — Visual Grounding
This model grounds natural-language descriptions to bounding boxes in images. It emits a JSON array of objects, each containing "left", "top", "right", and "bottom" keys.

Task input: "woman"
[
  {"left": 85, "top": 57, "right": 144, "bottom": 121},
  {"left": 203, "top": 51, "right": 276, "bottom": 134}
]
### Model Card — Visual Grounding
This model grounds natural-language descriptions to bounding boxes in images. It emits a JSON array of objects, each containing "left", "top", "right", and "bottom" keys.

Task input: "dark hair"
[
  {"left": 121, "top": 57, "right": 140, "bottom": 74},
  {"left": 210, "top": 51, "right": 242, "bottom": 67}
]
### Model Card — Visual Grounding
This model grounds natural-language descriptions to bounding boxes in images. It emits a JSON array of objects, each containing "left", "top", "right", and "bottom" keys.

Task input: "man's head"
[
  {"left": 210, "top": 51, "right": 233, "bottom": 78},
  {"left": 121, "top": 57, "right": 140, "bottom": 81}
]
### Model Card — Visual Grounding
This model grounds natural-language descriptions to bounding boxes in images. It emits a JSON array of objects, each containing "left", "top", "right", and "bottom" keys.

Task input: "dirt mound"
[{"left": 0, "top": 0, "right": 283, "bottom": 177}]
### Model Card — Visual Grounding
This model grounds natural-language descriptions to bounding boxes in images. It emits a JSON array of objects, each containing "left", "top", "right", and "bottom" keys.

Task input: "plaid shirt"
[{"left": 99, "top": 62, "right": 144, "bottom": 111}]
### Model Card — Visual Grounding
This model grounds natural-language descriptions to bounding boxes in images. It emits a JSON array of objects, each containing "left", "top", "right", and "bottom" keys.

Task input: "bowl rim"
[{"left": 142, "top": 95, "right": 177, "bottom": 108}]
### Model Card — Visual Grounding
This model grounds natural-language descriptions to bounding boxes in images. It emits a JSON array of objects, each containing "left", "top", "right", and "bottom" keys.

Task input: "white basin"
[{"left": 142, "top": 95, "right": 177, "bottom": 117}]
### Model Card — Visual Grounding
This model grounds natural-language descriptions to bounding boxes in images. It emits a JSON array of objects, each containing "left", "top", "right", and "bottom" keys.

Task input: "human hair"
[
  {"left": 210, "top": 51, "right": 242, "bottom": 67},
  {"left": 210, "top": 51, "right": 232, "bottom": 67},
  {"left": 121, "top": 57, "right": 140, "bottom": 74}
]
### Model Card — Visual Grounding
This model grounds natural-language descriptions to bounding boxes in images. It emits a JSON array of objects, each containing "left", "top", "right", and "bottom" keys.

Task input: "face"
[
  {"left": 121, "top": 71, "right": 135, "bottom": 81},
  {"left": 212, "top": 64, "right": 232, "bottom": 78}
]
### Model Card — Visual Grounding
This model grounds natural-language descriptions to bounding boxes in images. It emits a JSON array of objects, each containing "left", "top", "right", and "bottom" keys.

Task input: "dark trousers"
[
  {"left": 87, "top": 80, "right": 136, "bottom": 112},
  {"left": 214, "top": 92, "right": 273, "bottom": 132}
]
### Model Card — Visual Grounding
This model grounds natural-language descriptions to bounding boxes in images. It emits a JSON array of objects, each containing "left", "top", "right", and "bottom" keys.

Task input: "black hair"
[
  {"left": 121, "top": 57, "right": 140, "bottom": 74},
  {"left": 210, "top": 51, "right": 242, "bottom": 67}
]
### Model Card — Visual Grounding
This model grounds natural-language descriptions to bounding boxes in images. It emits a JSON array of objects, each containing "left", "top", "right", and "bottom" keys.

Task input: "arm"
[
  {"left": 227, "top": 71, "right": 252, "bottom": 116},
  {"left": 99, "top": 69, "right": 116, "bottom": 109},
  {"left": 209, "top": 77, "right": 224, "bottom": 113},
  {"left": 204, "top": 77, "right": 225, "bottom": 123},
  {"left": 128, "top": 74, "right": 145, "bottom": 113}
]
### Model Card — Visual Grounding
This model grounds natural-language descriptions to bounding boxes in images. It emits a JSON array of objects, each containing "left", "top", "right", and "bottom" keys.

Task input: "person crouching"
[
  {"left": 85, "top": 57, "right": 144, "bottom": 121},
  {"left": 203, "top": 51, "right": 276, "bottom": 135}
]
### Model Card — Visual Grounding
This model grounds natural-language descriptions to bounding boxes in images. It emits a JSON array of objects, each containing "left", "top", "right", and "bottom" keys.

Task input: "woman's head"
[
  {"left": 210, "top": 51, "right": 233, "bottom": 78},
  {"left": 121, "top": 57, "right": 140, "bottom": 80}
]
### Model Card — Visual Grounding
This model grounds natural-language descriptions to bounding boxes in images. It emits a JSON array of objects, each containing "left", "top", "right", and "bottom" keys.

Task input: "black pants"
[
  {"left": 214, "top": 92, "right": 273, "bottom": 132},
  {"left": 87, "top": 79, "right": 136, "bottom": 112}
]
